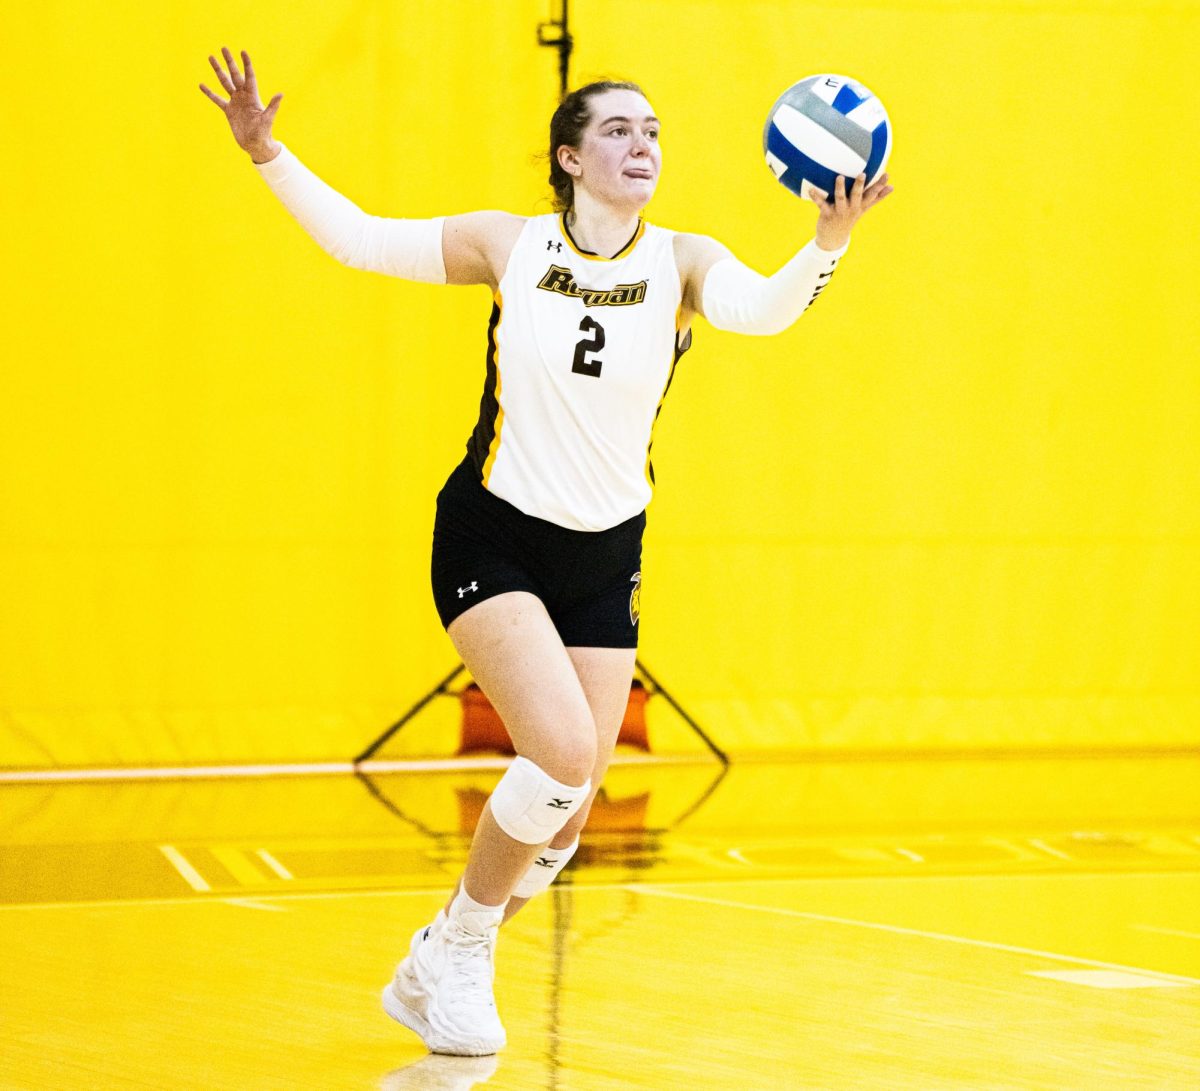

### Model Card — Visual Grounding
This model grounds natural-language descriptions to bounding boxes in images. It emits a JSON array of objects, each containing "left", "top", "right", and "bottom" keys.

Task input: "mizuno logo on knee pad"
[
  {"left": 488, "top": 756, "right": 590, "bottom": 844},
  {"left": 514, "top": 836, "right": 581, "bottom": 899}
]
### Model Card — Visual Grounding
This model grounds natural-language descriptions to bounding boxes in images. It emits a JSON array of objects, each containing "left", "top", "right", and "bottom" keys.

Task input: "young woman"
[{"left": 201, "top": 47, "right": 892, "bottom": 1057}]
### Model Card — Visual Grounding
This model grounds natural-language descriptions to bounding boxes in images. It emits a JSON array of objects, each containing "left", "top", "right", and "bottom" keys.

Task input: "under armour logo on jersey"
[
  {"left": 457, "top": 582, "right": 478, "bottom": 598},
  {"left": 547, "top": 240, "right": 562, "bottom": 252},
  {"left": 534, "top": 856, "right": 556, "bottom": 868},
  {"left": 547, "top": 798, "right": 573, "bottom": 810}
]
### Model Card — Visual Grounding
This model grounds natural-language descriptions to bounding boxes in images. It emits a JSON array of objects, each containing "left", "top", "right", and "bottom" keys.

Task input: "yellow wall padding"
[{"left": 1, "top": 0, "right": 1197, "bottom": 765}]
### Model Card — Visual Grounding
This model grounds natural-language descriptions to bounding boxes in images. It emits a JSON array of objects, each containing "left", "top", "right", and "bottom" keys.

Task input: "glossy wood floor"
[{"left": 3, "top": 752, "right": 1199, "bottom": 1089}]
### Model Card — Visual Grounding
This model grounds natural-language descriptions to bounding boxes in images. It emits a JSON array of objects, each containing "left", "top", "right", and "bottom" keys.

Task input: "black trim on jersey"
[
  {"left": 646, "top": 328, "right": 693, "bottom": 485},
  {"left": 466, "top": 300, "right": 503, "bottom": 480},
  {"left": 561, "top": 214, "right": 642, "bottom": 259}
]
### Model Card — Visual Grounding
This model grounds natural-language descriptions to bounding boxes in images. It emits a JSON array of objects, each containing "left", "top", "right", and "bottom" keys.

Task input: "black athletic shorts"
[{"left": 431, "top": 457, "right": 645, "bottom": 648}]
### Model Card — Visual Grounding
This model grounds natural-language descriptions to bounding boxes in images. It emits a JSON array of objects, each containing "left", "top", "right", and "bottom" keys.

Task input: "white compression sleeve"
[
  {"left": 701, "top": 238, "right": 848, "bottom": 336},
  {"left": 252, "top": 144, "right": 446, "bottom": 283}
]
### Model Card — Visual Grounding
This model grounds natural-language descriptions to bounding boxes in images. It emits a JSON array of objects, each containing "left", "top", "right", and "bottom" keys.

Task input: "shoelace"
[{"left": 443, "top": 928, "right": 496, "bottom": 1009}]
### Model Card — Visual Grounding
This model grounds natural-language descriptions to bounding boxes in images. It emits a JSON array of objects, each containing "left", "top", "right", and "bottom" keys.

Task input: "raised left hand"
[{"left": 810, "top": 172, "right": 893, "bottom": 252}]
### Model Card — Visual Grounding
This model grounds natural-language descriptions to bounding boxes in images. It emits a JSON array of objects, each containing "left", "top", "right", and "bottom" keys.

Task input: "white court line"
[
  {"left": 4, "top": 761, "right": 359, "bottom": 782},
  {"left": 0, "top": 751, "right": 707, "bottom": 784},
  {"left": 631, "top": 885, "right": 1200, "bottom": 987},
  {"left": 1028, "top": 839, "right": 1072, "bottom": 860},
  {"left": 1133, "top": 924, "right": 1200, "bottom": 942},
  {"left": 0, "top": 887, "right": 454, "bottom": 913},
  {"left": 224, "top": 898, "right": 287, "bottom": 912},
  {"left": 1027, "top": 969, "right": 1188, "bottom": 990},
  {"left": 0, "top": 877, "right": 796, "bottom": 914},
  {"left": 0, "top": 880, "right": 665, "bottom": 914},
  {"left": 158, "top": 845, "right": 211, "bottom": 892},
  {"left": 256, "top": 849, "right": 294, "bottom": 881}
]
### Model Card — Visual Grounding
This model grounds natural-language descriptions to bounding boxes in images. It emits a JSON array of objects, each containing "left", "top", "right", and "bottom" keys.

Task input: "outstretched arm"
[
  {"left": 200, "top": 48, "right": 521, "bottom": 289},
  {"left": 678, "top": 172, "right": 893, "bottom": 336}
]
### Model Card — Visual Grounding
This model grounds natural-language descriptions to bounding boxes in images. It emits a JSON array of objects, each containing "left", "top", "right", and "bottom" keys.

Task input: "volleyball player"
[{"left": 200, "top": 46, "right": 891, "bottom": 1056}]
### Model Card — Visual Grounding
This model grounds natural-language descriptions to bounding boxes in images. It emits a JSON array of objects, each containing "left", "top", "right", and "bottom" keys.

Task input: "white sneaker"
[
  {"left": 383, "top": 917, "right": 446, "bottom": 1050},
  {"left": 382, "top": 906, "right": 506, "bottom": 1056}
]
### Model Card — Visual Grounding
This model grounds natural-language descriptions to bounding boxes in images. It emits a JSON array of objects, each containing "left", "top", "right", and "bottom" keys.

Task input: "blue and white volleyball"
[{"left": 763, "top": 75, "right": 892, "bottom": 202}]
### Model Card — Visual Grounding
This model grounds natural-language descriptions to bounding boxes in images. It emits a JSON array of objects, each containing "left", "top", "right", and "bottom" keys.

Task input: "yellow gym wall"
[{"left": 1, "top": 1, "right": 1196, "bottom": 767}]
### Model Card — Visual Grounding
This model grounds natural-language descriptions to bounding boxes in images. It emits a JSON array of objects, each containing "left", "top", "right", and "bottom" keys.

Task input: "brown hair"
[{"left": 547, "top": 80, "right": 646, "bottom": 213}]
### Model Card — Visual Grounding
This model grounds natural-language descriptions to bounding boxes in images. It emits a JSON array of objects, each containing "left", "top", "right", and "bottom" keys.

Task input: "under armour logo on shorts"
[{"left": 457, "top": 582, "right": 478, "bottom": 598}]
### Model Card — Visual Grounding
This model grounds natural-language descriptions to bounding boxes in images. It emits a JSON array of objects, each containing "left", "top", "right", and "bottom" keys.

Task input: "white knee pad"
[
  {"left": 489, "top": 756, "right": 590, "bottom": 845},
  {"left": 513, "top": 837, "right": 580, "bottom": 899}
]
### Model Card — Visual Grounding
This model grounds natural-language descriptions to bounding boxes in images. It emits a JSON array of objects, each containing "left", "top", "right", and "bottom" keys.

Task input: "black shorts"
[{"left": 431, "top": 457, "right": 645, "bottom": 648}]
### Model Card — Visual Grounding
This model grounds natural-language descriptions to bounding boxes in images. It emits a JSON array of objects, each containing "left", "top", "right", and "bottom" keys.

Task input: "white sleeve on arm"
[
  {"left": 253, "top": 143, "right": 446, "bottom": 284},
  {"left": 700, "top": 238, "right": 848, "bottom": 336}
]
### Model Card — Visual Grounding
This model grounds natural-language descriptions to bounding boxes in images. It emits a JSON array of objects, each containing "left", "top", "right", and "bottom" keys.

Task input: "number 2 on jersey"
[{"left": 572, "top": 316, "right": 606, "bottom": 378}]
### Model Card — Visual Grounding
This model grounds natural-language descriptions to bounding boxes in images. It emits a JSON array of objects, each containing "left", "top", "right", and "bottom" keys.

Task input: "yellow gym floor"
[{"left": 2, "top": 752, "right": 1199, "bottom": 1089}]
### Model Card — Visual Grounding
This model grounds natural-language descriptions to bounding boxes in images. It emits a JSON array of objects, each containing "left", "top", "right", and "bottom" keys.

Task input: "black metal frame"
[{"left": 538, "top": 0, "right": 574, "bottom": 99}]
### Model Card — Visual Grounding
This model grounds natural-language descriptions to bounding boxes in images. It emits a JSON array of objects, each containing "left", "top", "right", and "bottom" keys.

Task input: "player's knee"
[
  {"left": 489, "top": 755, "right": 591, "bottom": 845},
  {"left": 535, "top": 725, "right": 597, "bottom": 787}
]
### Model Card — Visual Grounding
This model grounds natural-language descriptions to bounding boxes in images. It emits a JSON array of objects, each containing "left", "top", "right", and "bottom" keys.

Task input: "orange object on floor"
[{"left": 458, "top": 679, "right": 649, "bottom": 754}]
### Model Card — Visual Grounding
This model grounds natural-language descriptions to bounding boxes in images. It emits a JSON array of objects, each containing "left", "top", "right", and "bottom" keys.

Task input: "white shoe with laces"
[{"left": 382, "top": 900, "right": 506, "bottom": 1056}]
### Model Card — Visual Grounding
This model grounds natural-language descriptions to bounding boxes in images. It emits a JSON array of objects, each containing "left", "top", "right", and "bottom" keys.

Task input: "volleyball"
[{"left": 763, "top": 74, "right": 892, "bottom": 202}]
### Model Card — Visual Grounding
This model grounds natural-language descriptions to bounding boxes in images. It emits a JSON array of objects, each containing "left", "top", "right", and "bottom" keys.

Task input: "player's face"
[{"left": 574, "top": 89, "right": 661, "bottom": 210}]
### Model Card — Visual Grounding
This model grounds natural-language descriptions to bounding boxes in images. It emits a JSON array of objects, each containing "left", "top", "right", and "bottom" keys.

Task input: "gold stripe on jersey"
[
  {"left": 643, "top": 306, "right": 692, "bottom": 488},
  {"left": 536, "top": 265, "right": 648, "bottom": 308},
  {"left": 481, "top": 290, "right": 506, "bottom": 488},
  {"left": 560, "top": 214, "right": 647, "bottom": 262}
]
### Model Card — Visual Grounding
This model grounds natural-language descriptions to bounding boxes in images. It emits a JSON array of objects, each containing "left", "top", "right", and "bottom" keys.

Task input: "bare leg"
[
  {"left": 502, "top": 644, "right": 637, "bottom": 922},
  {"left": 442, "top": 592, "right": 600, "bottom": 909},
  {"left": 384, "top": 591, "right": 600, "bottom": 1056}
]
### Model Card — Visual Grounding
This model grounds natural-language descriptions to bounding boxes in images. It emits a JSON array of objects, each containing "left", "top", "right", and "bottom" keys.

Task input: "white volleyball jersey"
[{"left": 465, "top": 212, "right": 690, "bottom": 531}]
